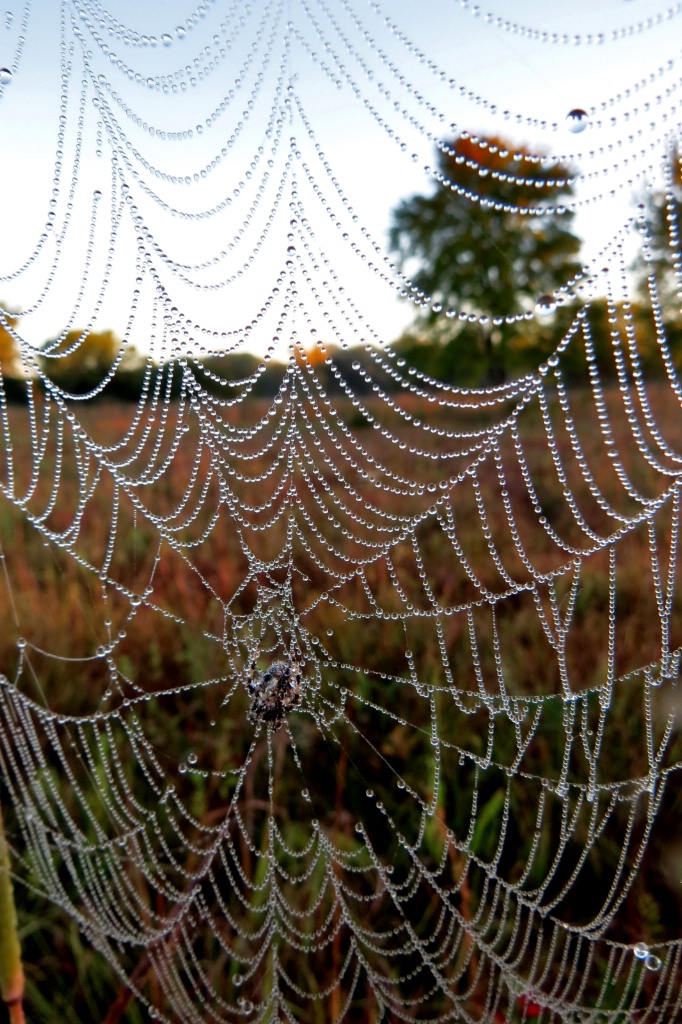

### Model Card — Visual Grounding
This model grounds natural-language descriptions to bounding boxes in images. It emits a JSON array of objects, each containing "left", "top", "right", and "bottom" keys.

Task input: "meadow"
[{"left": 1, "top": 371, "right": 682, "bottom": 1023}]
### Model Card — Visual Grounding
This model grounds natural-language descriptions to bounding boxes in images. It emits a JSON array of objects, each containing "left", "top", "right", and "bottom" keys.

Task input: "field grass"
[{"left": 1, "top": 374, "right": 682, "bottom": 1022}]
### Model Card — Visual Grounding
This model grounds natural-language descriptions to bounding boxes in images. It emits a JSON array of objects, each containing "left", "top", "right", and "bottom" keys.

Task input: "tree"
[
  {"left": 40, "top": 329, "right": 143, "bottom": 395},
  {"left": 389, "top": 134, "right": 582, "bottom": 383},
  {"left": 0, "top": 304, "right": 22, "bottom": 378},
  {"left": 635, "top": 144, "right": 681, "bottom": 324}
]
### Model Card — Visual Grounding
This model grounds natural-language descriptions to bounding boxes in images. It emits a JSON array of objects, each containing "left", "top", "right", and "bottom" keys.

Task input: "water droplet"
[
  {"left": 535, "top": 294, "right": 557, "bottom": 316},
  {"left": 93, "top": 189, "right": 102, "bottom": 201},
  {"left": 366, "top": 788, "right": 374, "bottom": 798},
  {"left": 396, "top": 779, "right": 405, "bottom": 790},
  {"left": 234, "top": 973, "right": 243, "bottom": 986},
  {"left": 0, "top": 67, "right": 12, "bottom": 84},
  {"left": 645, "top": 953, "right": 662, "bottom": 973},
  {"left": 175, "top": 25, "right": 186, "bottom": 39},
  {"left": 16, "top": 637, "right": 26, "bottom": 649},
  {"left": 355, "top": 822, "right": 363, "bottom": 833},
  {"left": 187, "top": 752, "right": 197, "bottom": 765},
  {"left": 301, "top": 788, "right": 310, "bottom": 801},
  {"left": 161, "top": 33, "right": 172, "bottom": 46},
  {"left": 566, "top": 108, "right": 588, "bottom": 133},
  {"left": 633, "top": 942, "right": 649, "bottom": 960}
]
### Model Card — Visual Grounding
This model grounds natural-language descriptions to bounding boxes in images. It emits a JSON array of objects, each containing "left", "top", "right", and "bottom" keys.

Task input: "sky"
[{"left": 0, "top": 0, "right": 679, "bottom": 359}]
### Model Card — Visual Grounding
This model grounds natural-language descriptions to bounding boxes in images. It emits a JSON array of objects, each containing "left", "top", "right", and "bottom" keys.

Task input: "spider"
[{"left": 246, "top": 654, "right": 302, "bottom": 731}]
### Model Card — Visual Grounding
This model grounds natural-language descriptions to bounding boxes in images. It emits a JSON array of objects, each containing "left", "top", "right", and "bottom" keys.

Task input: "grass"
[{"left": 0, "top": 371, "right": 682, "bottom": 1021}]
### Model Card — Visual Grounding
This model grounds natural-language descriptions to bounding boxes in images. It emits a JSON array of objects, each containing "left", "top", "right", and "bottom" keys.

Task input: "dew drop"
[
  {"left": 633, "top": 942, "right": 649, "bottom": 960},
  {"left": 301, "top": 788, "right": 310, "bottom": 801},
  {"left": 175, "top": 25, "right": 186, "bottom": 39},
  {"left": 645, "top": 953, "right": 662, "bottom": 973},
  {"left": 93, "top": 189, "right": 102, "bottom": 201},
  {"left": 0, "top": 67, "right": 12, "bottom": 84},
  {"left": 161, "top": 33, "right": 172, "bottom": 46},
  {"left": 535, "top": 294, "right": 557, "bottom": 316},
  {"left": 566, "top": 108, "right": 588, "bottom": 133},
  {"left": 234, "top": 973, "right": 243, "bottom": 987},
  {"left": 187, "top": 752, "right": 197, "bottom": 765}
]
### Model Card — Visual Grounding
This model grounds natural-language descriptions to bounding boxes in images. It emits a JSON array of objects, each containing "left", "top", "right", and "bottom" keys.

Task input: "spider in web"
[{"left": 246, "top": 653, "right": 302, "bottom": 731}]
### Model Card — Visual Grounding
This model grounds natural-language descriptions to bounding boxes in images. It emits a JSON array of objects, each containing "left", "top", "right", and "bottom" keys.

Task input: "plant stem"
[
  {"left": 0, "top": 802, "right": 25, "bottom": 1024},
  {"left": 7, "top": 997, "right": 26, "bottom": 1024}
]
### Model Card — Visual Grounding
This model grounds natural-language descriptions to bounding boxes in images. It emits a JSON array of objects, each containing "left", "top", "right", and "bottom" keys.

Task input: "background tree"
[
  {"left": 389, "top": 134, "right": 582, "bottom": 383},
  {"left": 40, "top": 329, "right": 147, "bottom": 396},
  {"left": 634, "top": 144, "right": 682, "bottom": 354},
  {"left": 0, "top": 305, "right": 22, "bottom": 378},
  {"left": 0, "top": 304, "right": 30, "bottom": 402}
]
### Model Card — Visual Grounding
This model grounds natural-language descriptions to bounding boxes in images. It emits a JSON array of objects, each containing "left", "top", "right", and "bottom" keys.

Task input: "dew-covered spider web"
[{"left": 1, "top": 1, "right": 682, "bottom": 1021}]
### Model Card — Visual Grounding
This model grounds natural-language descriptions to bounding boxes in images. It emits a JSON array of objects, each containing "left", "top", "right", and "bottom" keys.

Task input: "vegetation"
[
  {"left": 389, "top": 134, "right": 582, "bottom": 382},
  {"left": 0, "top": 379, "right": 680, "bottom": 1020},
  {"left": 632, "top": 144, "right": 682, "bottom": 363},
  {"left": 0, "top": 803, "right": 24, "bottom": 1024},
  {"left": 0, "top": 136, "right": 681, "bottom": 1022},
  {"left": 38, "top": 329, "right": 150, "bottom": 399},
  {"left": 634, "top": 143, "right": 681, "bottom": 316},
  {"left": 0, "top": 307, "right": 28, "bottom": 405},
  {"left": 0, "top": 307, "right": 21, "bottom": 378}
]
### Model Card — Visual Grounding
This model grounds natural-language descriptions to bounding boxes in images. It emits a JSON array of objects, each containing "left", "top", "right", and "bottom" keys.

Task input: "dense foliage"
[{"left": 389, "top": 134, "right": 583, "bottom": 382}]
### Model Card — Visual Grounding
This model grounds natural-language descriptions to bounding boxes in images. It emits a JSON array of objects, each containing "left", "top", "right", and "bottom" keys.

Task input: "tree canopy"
[
  {"left": 389, "top": 134, "right": 582, "bottom": 382},
  {"left": 39, "top": 329, "right": 146, "bottom": 395}
]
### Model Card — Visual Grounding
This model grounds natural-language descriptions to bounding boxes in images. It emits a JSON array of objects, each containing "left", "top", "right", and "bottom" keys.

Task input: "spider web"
[{"left": 1, "top": 2, "right": 682, "bottom": 1022}]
